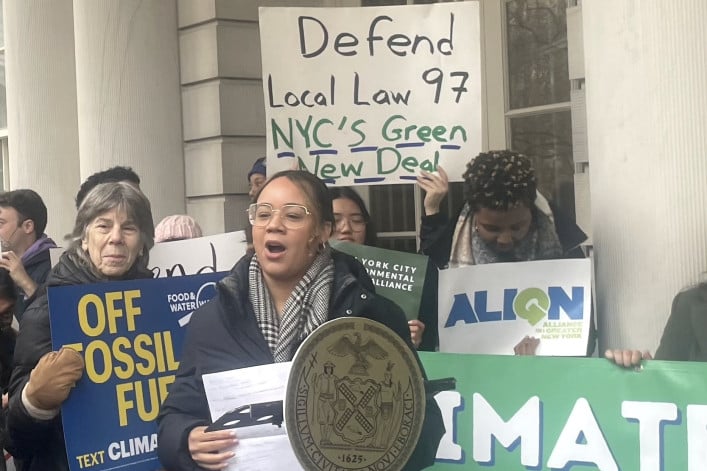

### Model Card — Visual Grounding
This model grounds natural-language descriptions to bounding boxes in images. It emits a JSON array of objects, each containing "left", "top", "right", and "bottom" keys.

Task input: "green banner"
[
  {"left": 419, "top": 352, "right": 707, "bottom": 470},
  {"left": 330, "top": 241, "right": 428, "bottom": 320}
]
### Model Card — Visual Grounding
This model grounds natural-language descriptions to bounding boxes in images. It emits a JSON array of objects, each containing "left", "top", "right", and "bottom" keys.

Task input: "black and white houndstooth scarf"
[{"left": 249, "top": 250, "right": 334, "bottom": 362}]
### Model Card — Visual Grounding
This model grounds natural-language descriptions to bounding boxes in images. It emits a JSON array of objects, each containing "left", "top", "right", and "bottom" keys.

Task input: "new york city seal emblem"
[{"left": 286, "top": 317, "right": 425, "bottom": 471}]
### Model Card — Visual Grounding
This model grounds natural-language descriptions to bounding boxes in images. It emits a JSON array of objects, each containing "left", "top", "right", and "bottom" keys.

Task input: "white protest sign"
[
  {"left": 259, "top": 3, "right": 481, "bottom": 185},
  {"left": 149, "top": 231, "right": 248, "bottom": 278},
  {"left": 438, "top": 259, "right": 592, "bottom": 356},
  {"left": 203, "top": 363, "right": 300, "bottom": 471},
  {"left": 50, "top": 232, "right": 247, "bottom": 277}
]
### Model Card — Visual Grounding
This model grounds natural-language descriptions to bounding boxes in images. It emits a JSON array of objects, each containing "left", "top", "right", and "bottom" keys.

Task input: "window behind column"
[{"left": 360, "top": 0, "right": 576, "bottom": 252}]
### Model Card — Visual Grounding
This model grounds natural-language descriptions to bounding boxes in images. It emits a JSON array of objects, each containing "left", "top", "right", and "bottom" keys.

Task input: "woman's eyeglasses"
[
  {"left": 248, "top": 203, "right": 311, "bottom": 229},
  {"left": 334, "top": 215, "right": 367, "bottom": 233}
]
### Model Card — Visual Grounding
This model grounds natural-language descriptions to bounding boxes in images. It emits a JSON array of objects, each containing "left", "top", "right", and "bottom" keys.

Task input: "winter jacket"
[
  {"left": 420, "top": 203, "right": 587, "bottom": 270},
  {"left": 0, "top": 328, "right": 16, "bottom": 466},
  {"left": 655, "top": 285, "right": 707, "bottom": 361},
  {"left": 157, "top": 250, "right": 445, "bottom": 471},
  {"left": 6, "top": 251, "right": 152, "bottom": 471},
  {"left": 14, "top": 235, "right": 57, "bottom": 319},
  {"left": 419, "top": 203, "right": 593, "bottom": 354}
]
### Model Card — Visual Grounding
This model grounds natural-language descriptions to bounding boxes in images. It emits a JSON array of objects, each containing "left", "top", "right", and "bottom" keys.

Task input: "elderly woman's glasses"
[
  {"left": 248, "top": 203, "right": 311, "bottom": 229},
  {"left": 334, "top": 215, "right": 367, "bottom": 233}
]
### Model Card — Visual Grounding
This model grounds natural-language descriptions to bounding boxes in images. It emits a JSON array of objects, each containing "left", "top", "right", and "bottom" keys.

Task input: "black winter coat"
[
  {"left": 419, "top": 204, "right": 594, "bottom": 354},
  {"left": 7, "top": 252, "right": 152, "bottom": 471},
  {"left": 14, "top": 245, "right": 53, "bottom": 320},
  {"left": 654, "top": 285, "right": 707, "bottom": 361},
  {"left": 420, "top": 204, "right": 587, "bottom": 270},
  {"left": 157, "top": 250, "right": 445, "bottom": 470}
]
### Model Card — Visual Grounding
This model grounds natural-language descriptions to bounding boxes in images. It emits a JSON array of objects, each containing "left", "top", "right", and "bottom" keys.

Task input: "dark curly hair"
[
  {"left": 75, "top": 166, "right": 141, "bottom": 209},
  {"left": 462, "top": 150, "right": 537, "bottom": 211}
]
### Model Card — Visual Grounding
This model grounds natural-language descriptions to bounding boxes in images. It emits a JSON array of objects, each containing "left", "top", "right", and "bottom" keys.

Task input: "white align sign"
[{"left": 438, "top": 259, "right": 593, "bottom": 356}]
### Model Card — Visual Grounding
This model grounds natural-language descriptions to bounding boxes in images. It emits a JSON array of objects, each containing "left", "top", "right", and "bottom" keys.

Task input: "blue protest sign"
[{"left": 48, "top": 272, "right": 225, "bottom": 471}]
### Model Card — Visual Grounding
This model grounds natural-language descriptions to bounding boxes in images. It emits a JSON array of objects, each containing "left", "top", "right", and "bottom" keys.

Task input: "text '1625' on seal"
[{"left": 286, "top": 317, "right": 425, "bottom": 471}]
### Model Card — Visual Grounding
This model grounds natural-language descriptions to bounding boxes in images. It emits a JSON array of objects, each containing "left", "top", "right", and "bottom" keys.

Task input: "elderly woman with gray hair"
[{"left": 7, "top": 181, "right": 154, "bottom": 471}]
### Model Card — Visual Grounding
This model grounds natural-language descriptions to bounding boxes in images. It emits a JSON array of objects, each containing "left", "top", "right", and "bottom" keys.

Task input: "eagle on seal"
[{"left": 328, "top": 333, "right": 388, "bottom": 375}]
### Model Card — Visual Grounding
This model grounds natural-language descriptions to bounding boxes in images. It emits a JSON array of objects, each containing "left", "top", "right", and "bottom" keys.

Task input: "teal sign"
[
  {"left": 330, "top": 241, "right": 428, "bottom": 320},
  {"left": 420, "top": 352, "right": 707, "bottom": 470}
]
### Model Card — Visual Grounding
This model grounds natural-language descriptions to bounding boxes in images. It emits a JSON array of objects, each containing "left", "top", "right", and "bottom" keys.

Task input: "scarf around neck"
[
  {"left": 249, "top": 250, "right": 335, "bottom": 362},
  {"left": 449, "top": 196, "right": 563, "bottom": 267}
]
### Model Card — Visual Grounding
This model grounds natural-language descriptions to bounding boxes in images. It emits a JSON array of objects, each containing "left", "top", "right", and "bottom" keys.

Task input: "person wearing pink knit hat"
[{"left": 154, "top": 214, "right": 203, "bottom": 243}]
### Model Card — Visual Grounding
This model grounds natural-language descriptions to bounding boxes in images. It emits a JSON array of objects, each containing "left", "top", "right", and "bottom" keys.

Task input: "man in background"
[
  {"left": 245, "top": 158, "right": 267, "bottom": 256},
  {"left": 247, "top": 157, "right": 266, "bottom": 200},
  {"left": 0, "top": 190, "right": 56, "bottom": 319}
]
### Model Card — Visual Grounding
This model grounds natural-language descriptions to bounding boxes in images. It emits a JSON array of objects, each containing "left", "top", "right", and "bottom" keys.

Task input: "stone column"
[
  {"left": 583, "top": 1, "right": 707, "bottom": 350},
  {"left": 177, "top": 0, "right": 337, "bottom": 235},
  {"left": 73, "top": 0, "right": 185, "bottom": 223},
  {"left": 4, "top": 0, "right": 80, "bottom": 239}
]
